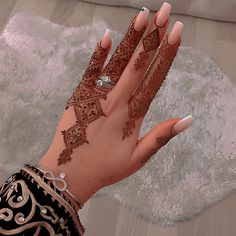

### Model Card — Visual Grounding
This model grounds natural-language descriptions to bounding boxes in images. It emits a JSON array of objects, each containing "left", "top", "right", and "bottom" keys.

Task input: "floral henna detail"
[
  {"left": 100, "top": 16, "right": 145, "bottom": 83},
  {"left": 122, "top": 35, "right": 180, "bottom": 139},
  {"left": 140, "top": 136, "right": 171, "bottom": 164},
  {"left": 58, "top": 43, "right": 108, "bottom": 165},
  {"left": 59, "top": 124, "right": 88, "bottom": 165},
  {"left": 122, "top": 120, "right": 135, "bottom": 139}
]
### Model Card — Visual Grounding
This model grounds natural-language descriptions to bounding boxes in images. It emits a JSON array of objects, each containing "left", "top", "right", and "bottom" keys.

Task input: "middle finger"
[{"left": 112, "top": 3, "right": 171, "bottom": 102}]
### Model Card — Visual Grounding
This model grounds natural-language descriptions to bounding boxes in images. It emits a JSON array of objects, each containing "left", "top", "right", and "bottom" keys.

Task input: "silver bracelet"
[{"left": 34, "top": 164, "right": 84, "bottom": 210}]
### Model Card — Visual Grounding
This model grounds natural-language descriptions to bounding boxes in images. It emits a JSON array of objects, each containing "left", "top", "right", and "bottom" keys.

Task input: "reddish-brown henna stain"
[
  {"left": 58, "top": 43, "right": 108, "bottom": 165},
  {"left": 134, "top": 27, "right": 160, "bottom": 71},
  {"left": 134, "top": 16, "right": 169, "bottom": 71},
  {"left": 58, "top": 16, "right": 145, "bottom": 165},
  {"left": 122, "top": 35, "right": 180, "bottom": 139},
  {"left": 100, "top": 16, "right": 145, "bottom": 83}
]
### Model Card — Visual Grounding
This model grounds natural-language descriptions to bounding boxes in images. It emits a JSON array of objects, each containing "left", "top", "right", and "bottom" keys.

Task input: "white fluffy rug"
[{"left": 0, "top": 13, "right": 235, "bottom": 226}]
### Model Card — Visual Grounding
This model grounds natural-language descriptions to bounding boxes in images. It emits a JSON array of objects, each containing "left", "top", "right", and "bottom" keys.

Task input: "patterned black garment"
[{"left": 0, "top": 165, "right": 85, "bottom": 235}]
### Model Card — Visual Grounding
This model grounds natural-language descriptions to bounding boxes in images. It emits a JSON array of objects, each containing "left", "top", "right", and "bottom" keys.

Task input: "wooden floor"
[{"left": 0, "top": 0, "right": 235, "bottom": 235}]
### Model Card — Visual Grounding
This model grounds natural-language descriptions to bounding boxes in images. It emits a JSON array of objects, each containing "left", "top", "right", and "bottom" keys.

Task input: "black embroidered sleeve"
[{"left": 0, "top": 165, "right": 85, "bottom": 235}]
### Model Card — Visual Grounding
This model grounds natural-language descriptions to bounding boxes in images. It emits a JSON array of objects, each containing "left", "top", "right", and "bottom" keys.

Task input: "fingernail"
[
  {"left": 172, "top": 115, "right": 193, "bottom": 135},
  {"left": 168, "top": 21, "right": 183, "bottom": 44},
  {"left": 101, "top": 29, "right": 111, "bottom": 49},
  {"left": 155, "top": 2, "right": 171, "bottom": 27},
  {"left": 134, "top": 7, "right": 149, "bottom": 31}
]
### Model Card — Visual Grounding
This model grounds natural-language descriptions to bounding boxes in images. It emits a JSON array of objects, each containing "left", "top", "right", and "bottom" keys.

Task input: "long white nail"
[
  {"left": 168, "top": 21, "right": 183, "bottom": 44},
  {"left": 155, "top": 2, "right": 171, "bottom": 27},
  {"left": 101, "top": 29, "right": 111, "bottom": 49},
  {"left": 172, "top": 115, "right": 193, "bottom": 135},
  {"left": 134, "top": 7, "right": 149, "bottom": 31}
]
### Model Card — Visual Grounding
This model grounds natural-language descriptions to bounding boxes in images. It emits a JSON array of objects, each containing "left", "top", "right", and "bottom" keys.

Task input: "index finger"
[{"left": 122, "top": 22, "right": 183, "bottom": 139}]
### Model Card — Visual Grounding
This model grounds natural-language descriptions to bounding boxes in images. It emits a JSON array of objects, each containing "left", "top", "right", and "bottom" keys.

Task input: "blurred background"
[{"left": 0, "top": 0, "right": 235, "bottom": 235}]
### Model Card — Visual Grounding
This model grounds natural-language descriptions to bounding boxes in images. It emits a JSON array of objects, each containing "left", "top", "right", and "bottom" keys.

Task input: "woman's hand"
[{"left": 39, "top": 3, "right": 193, "bottom": 204}]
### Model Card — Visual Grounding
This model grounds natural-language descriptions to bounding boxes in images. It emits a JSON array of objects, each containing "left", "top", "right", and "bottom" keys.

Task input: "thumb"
[{"left": 131, "top": 115, "right": 193, "bottom": 167}]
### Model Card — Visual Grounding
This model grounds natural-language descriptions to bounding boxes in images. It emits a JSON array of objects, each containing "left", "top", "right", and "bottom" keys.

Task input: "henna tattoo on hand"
[
  {"left": 122, "top": 35, "right": 180, "bottom": 139},
  {"left": 58, "top": 43, "right": 108, "bottom": 165},
  {"left": 140, "top": 136, "right": 171, "bottom": 165},
  {"left": 100, "top": 16, "right": 145, "bottom": 83},
  {"left": 58, "top": 15, "right": 146, "bottom": 165}
]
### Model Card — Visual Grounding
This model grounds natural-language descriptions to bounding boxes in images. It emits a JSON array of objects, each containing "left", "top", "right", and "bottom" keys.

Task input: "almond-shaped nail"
[
  {"left": 172, "top": 115, "right": 193, "bottom": 135},
  {"left": 168, "top": 21, "right": 183, "bottom": 44},
  {"left": 134, "top": 7, "right": 149, "bottom": 31},
  {"left": 101, "top": 29, "right": 111, "bottom": 49},
  {"left": 155, "top": 2, "right": 171, "bottom": 27}
]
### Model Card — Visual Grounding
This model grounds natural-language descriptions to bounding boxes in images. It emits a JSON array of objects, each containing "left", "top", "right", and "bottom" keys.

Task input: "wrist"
[{"left": 38, "top": 153, "right": 100, "bottom": 206}]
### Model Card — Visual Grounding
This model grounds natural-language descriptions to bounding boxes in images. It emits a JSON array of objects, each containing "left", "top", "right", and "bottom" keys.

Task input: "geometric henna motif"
[
  {"left": 74, "top": 99, "right": 106, "bottom": 124},
  {"left": 122, "top": 35, "right": 180, "bottom": 139},
  {"left": 100, "top": 16, "right": 145, "bottom": 83},
  {"left": 58, "top": 14, "right": 147, "bottom": 164},
  {"left": 58, "top": 123, "right": 88, "bottom": 165},
  {"left": 81, "top": 42, "right": 108, "bottom": 87},
  {"left": 134, "top": 27, "right": 160, "bottom": 71},
  {"left": 134, "top": 14, "right": 170, "bottom": 72},
  {"left": 58, "top": 43, "right": 109, "bottom": 165},
  {"left": 121, "top": 24, "right": 163, "bottom": 139},
  {"left": 58, "top": 88, "right": 107, "bottom": 165},
  {"left": 65, "top": 83, "right": 106, "bottom": 109}
]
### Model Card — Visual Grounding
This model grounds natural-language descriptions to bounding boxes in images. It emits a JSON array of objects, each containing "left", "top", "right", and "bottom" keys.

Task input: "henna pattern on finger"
[
  {"left": 58, "top": 43, "right": 108, "bottom": 165},
  {"left": 58, "top": 15, "right": 147, "bottom": 165},
  {"left": 100, "top": 16, "right": 145, "bottom": 84},
  {"left": 140, "top": 136, "right": 171, "bottom": 165},
  {"left": 134, "top": 27, "right": 160, "bottom": 71},
  {"left": 122, "top": 35, "right": 180, "bottom": 139},
  {"left": 134, "top": 18, "right": 169, "bottom": 71}
]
